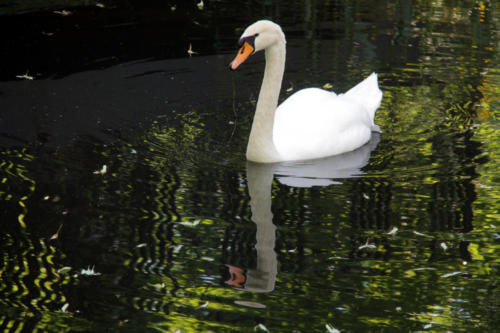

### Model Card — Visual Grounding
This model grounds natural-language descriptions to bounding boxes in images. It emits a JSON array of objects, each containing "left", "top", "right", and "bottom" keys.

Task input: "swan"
[{"left": 229, "top": 20, "right": 383, "bottom": 163}]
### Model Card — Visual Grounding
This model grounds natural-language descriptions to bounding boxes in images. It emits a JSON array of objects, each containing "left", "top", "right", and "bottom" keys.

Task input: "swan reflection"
[{"left": 225, "top": 134, "right": 380, "bottom": 292}]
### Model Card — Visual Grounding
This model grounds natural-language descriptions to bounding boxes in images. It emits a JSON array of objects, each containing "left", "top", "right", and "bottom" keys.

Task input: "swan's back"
[{"left": 273, "top": 73, "right": 382, "bottom": 161}]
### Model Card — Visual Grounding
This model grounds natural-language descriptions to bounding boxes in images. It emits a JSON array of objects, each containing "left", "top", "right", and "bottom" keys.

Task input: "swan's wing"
[
  {"left": 273, "top": 88, "right": 372, "bottom": 160},
  {"left": 342, "top": 72, "right": 383, "bottom": 128}
]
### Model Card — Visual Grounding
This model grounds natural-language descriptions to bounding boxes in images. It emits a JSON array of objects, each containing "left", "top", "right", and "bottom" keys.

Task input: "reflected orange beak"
[
  {"left": 225, "top": 264, "right": 246, "bottom": 288},
  {"left": 229, "top": 42, "right": 254, "bottom": 70}
]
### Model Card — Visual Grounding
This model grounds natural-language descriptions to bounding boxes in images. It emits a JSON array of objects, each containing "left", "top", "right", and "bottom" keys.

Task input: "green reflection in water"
[{"left": 1, "top": 0, "right": 499, "bottom": 332}]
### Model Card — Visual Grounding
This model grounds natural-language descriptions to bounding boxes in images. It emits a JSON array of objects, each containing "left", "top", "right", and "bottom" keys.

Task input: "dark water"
[{"left": 1, "top": 1, "right": 499, "bottom": 332}]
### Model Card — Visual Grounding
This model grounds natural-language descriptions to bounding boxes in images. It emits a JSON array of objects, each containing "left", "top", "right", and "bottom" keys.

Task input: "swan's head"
[{"left": 229, "top": 20, "right": 286, "bottom": 70}]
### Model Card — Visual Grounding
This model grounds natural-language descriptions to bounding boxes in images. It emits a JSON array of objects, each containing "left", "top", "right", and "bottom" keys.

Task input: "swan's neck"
[{"left": 246, "top": 42, "right": 285, "bottom": 163}]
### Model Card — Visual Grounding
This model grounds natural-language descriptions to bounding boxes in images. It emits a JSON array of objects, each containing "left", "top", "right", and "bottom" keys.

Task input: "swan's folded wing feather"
[{"left": 273, "top": 88, "right": 372, "bottom": 160}]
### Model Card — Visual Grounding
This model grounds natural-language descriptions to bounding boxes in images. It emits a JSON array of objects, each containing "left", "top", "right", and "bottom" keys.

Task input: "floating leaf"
[
  {"left": 61, "top": 303, "right": 69, "bottom": 312},
  {"left": 359, "top": 240, "right": 376, "bottom": 250},
  {"left": 136, "top": 243, "right": 147, "bottom": 248},
  {"left": 322, "top": 83, "right": 333, "bottom": 89},
  {"left": 197, "top": 0, "right": 204, "bottom": 10},
  {"left": 198, "top": 301, "right": 209, "bottom": 308},
  {"left": 187, "top": 43, "right": 197, "bottom": 57},
  {"left": 16, "top": 72, "right": 34, "bottom": 80},
  {"left": 413, "top": 267, "right": 436, "bottom": 271},
  {"left": 254, "top": 323, "right": 269, "bottom": 332},
  {"left": 50, "top": 224, "right": 63, "bottom": 240},
  {"left": 326, "top": 323, "right": 340, "bottom": 333},
  {"left": 172, "top": 244, "right": 183, "bottom": 253},
  {"left": 81, "top": 265, "right": 102, "bottom": 276},
  {"left": 440, "top": 271, "right": 464, "bottom": 278},
  {"left": 413, "top": 230, "right": 432, "bottom": 238},
  {"left": 440, "top": 242, "right": 448, "bottom": 251},
  {"left": 93, "top": 165, "right": 107, "bottom": 175},
  {"left": 53, "top": 10, "right": 72, "bottom": 16},
  {"left": 387, "top": 227, "right": 398, "bottom": 235}
]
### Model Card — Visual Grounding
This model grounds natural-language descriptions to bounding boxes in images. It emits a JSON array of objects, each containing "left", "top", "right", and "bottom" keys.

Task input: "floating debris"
[
  {"left": 136, "top": 243, "right": 147, "bottom": 248},
  {"left": 413, "top": 230, "right": 432, "bottom": 238},
  {"left": 440, "top": 242, "right": 448, "bottom": 251},
  {"left": 412, "top": 267, "right": 437, "bottom": 271},
  {"left": 53, "top": 10, "right": 72, "bottom": 16},
  {"left": 286, "top": 86, "right": 294, "bottom": 92},
  {"left": 322, "top": 83, "right": 333, "bottom": 89},
  {"left": 93, "top": 164, "right": 107, "bottom": 175},
  {"left": 81, "top": 265, "right": 101, "bottom": 276},
  {"left": 187, "top": 43, "right": 197, "bottom": 57},
  {"left": 61, "top": 303, "right": 69, "bottom": 313},
  {"left": 358, "top": 239, "right": 376, "bottom": 250},
  {"left": 172, "top": 244, "right": 183, "bottom": 253},
  {"left": 440, "top": 271, "right": 464, "bottom": 278},
  {"left": 387, "top": 227, "right": 398, "bottom": 235},
  {"left": 50, "top": 224, "right": 63, "bottom": 240},
  {"left": 326, "top": 323, "right": 340, "bottom": 333},
  {"left": 254, "top": 323, "right": 269, "bottom": 332},
  {"left": 96, "top": 3, "right": 105, "bottom": 8},
  {"left": 198, "top": 301, "right": 209, "bottom": 308},
  {"left": 16, "top": 72, "right": 34, "bottom": 80},
  {"left": 118, "top": 319, "right": 129, "bottom": 327},
  {"left": 197, "top": 0, "right": 204, "bottom": 10},
  {"left": 170, "top": 5, "right": 176, "bottom": 12}
]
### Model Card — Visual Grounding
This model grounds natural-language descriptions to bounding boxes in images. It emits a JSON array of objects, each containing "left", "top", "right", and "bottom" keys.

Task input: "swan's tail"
[{"left": 343, "top": 72, "right": 383, "bottom": 132}]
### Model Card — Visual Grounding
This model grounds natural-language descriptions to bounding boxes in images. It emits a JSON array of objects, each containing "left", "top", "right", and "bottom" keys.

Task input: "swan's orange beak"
[{"left": 229, "top": 42, "right": 254, "bottom": 70}]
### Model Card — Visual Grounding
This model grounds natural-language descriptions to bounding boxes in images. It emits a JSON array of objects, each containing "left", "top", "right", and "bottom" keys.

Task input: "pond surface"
[{"left": 1, "top": 1, "right": 499, "bottom": 332}]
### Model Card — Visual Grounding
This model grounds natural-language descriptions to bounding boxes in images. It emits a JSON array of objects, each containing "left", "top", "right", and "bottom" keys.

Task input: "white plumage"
[{"left": 230, "top": 20, "right": 382, "bottom": 163}]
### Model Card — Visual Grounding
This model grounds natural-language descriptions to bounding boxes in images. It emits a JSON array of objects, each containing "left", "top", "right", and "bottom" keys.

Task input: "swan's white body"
[{"left": 231, "top": 20, "right": 382, "bottom": 163}]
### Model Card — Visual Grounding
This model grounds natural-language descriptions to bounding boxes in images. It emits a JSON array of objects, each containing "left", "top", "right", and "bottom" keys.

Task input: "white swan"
[{"left": 230, "top": 20, "right": 383, "bottom": 163}]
